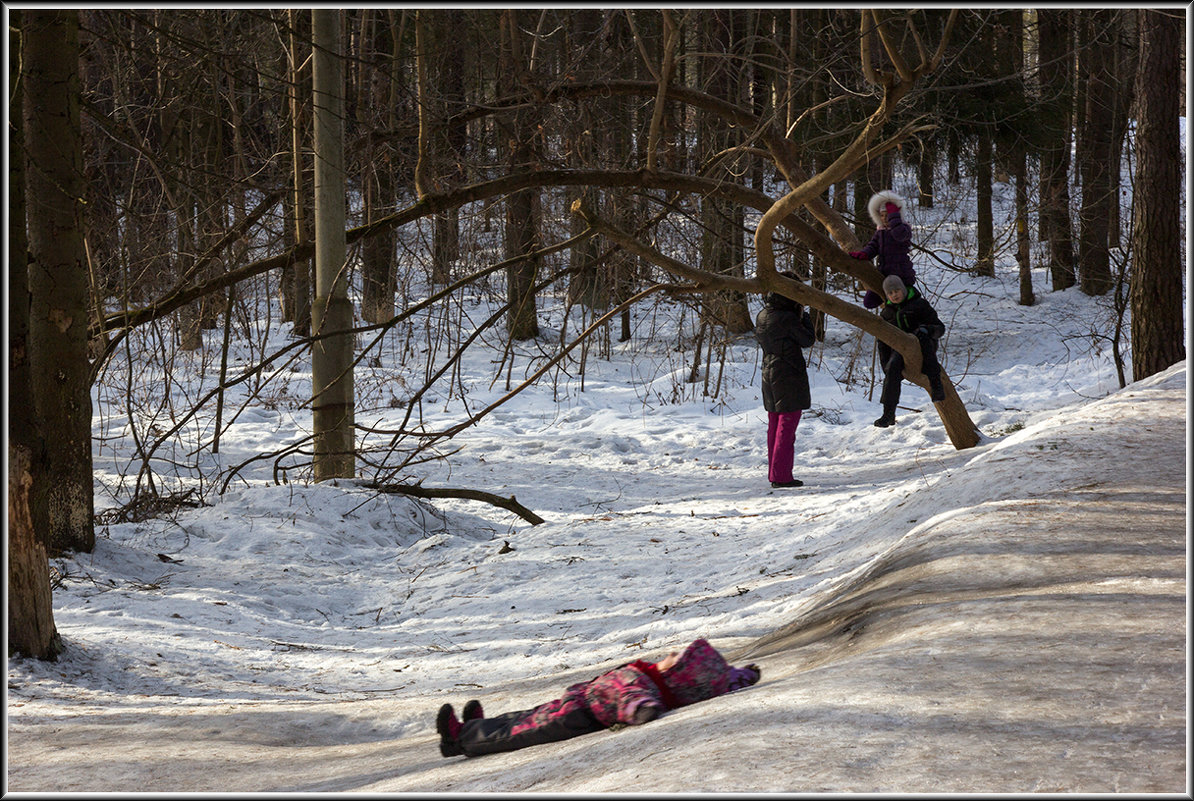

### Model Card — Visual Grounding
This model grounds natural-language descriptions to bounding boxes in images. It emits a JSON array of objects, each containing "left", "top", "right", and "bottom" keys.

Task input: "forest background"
[{"left": 6, "top": 1, "right": 1186, "bottom": 720}]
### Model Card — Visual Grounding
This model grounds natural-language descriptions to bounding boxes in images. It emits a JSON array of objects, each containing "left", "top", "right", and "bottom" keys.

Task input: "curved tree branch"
[{"left": 368, "top": 483, "right": 546, "bottom": 526}]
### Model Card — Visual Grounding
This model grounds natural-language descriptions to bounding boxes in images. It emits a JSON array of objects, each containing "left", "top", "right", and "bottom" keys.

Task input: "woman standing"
[{"left": 755, "top": 279, "right": 816, "bottom": 488}]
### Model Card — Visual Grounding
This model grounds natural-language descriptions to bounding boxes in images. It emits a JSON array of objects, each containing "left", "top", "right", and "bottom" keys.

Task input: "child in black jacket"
[
  {"left": 755, "top": 283, "right": 816, "bottom": 487},
  {"left": 874, "top": 275, "right": 946, "bottom": 427}
]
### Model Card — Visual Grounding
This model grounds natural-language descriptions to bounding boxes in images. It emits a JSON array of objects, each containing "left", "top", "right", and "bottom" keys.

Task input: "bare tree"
[
  {"left": 1037, "top": 9, "right": 1077, "bottom": 291},
  {"left": 1076, "top": 10, "right": 1117, "bottom": 296},
  {"left": 283, "top": 8, "right": 313, "bottom": 336},
  {"left": 1129, "top": 9, "right": 1185, "bottom": 380},
  {"left": 357, "top": 9, "right": 398, "bottom": 324},
  {"left": 311, "top": 9, "right": 355, "bottom": 480},
  {"left": 9, "top": 9, "right": 63, "bottom": 660},
  {"left": 23, "top": 9, "right": 95, "bottom": 554},
  {"left": 498, "top": 10, "right": 543, "bottom": 341}
]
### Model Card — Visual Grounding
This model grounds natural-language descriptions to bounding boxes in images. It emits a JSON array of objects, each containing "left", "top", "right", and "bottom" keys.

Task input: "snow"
[{"left": 6, "top": 183, "right": 1189, "bottom": 793}]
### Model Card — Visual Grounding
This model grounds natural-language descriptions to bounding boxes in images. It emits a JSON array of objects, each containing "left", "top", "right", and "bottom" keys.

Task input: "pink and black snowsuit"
[{"left": 451, "top": 638, "right": 760, "bottom": 757}]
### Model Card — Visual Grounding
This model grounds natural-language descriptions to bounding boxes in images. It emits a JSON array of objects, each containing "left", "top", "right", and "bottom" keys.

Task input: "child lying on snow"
[{"left": 436, "top": 637, "right": 761, "bottom": 757}]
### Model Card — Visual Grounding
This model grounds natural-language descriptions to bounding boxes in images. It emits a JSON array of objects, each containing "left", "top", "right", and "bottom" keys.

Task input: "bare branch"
[
  {"left": 571, "top": 198, "right": 758, "bottom": 294},
  {"left": 645, "top": 10, "right": 679, "bottom": 172},
  {"left": 872, "top": 10, "right": 915, "bottom": 85},
  {"left": 369, "top": 483, "right": 546, "bottom": 526},
  {"left": 413, "top": 10, "right": 432, "bottom": 198}
]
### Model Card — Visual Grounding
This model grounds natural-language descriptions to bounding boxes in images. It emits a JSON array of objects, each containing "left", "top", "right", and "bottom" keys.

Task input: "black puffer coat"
[{"left": 755, "top": 293, "right": 816, "bottom": 413}]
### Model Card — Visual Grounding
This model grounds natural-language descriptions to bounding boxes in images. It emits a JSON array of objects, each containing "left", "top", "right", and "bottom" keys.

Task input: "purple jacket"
[{"left": 857, "top": 210, "right": 915, "bottom": 285}]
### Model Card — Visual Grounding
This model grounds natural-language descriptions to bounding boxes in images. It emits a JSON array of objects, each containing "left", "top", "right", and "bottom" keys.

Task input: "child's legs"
[
  {"left": 768, "top": 410, "right": 801, "bottom": 483},
  {"left": 918, "top": 337, "right": 942, "bottom": 378},
  {"left": 457, "top": 697, "right": 603, "bottom": 757},
  {"left": 880, "top": 351, "right": 905, "bottom": 411}
]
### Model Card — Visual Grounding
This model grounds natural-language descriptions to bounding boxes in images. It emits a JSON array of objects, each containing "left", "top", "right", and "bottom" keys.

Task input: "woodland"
[{"left": 7, "top": 8, "right": 1186, "bottom": 663}]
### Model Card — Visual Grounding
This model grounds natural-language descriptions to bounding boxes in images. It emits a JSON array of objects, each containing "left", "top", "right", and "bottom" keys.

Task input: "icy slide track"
[{"left": 6, "top": 366, "right": 1186, "bottom": 793}]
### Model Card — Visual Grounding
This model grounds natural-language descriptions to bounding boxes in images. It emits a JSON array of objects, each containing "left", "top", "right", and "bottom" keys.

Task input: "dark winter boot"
[
  {"left": 437, "top": 703, "right": 463, "bottom": 757},
  {"left": 462, "top": 699, "right": 485, "bottom": 721},
  {"left": 873, "top": 410, "right": 896, "bottom": 428}
]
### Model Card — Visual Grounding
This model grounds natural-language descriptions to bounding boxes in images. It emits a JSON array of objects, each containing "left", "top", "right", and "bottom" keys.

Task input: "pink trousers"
[{"left": 766, "top": 410, "right": 802, "bottom": 483}]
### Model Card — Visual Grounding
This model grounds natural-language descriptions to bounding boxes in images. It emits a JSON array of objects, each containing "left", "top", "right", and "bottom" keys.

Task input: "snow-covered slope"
[{"left": 8, "top": 361, "right": 1185, "bottom": 793}]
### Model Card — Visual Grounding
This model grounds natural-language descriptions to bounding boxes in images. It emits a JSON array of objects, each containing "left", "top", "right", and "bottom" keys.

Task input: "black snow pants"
[
  {"left": 877, "top": 337, "right": 941, "bottom": 414},
  {"left": 456, "top": 699, "right": 604, "bottom": 757}
]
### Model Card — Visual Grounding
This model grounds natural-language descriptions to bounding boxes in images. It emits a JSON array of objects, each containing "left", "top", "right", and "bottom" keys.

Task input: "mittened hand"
[
  {"left": 884, "top": 202, "right": 900, "bottom": 216},
  {"left": 631, "top": 703, "right": 662, "bottom": 725},
  {"left": 728, "top": 664, "right": 762, "bottom": 690},
  {"left": 848, "top": 251, "right": 868, "bottom": 259}
]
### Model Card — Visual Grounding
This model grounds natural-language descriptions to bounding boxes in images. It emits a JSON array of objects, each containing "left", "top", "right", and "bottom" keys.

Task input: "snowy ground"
[{"left": 6, "top": 210, "right": 1189, "bottom": 792}]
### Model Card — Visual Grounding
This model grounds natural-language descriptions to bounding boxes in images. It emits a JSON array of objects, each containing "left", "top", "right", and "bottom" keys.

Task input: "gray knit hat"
[{"left": 882, "top": 275, "right": 907, "bottom": 296}]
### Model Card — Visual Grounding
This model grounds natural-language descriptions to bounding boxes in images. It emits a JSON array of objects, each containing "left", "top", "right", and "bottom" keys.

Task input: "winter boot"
[
  {"left": 770, "top": 479, "right": 804, "bottom": 488},
  {"left": 436, "top": 703, "right": 463, "bottom": 757},
  {"left": 873, "top": 410, "right": 896, "bottom": 428},
  {"left": 928, "top": 374, "right": 946, "bottom": 402},
  {"left": 462, "top": 699, "right": 485, "bottom": 721}
]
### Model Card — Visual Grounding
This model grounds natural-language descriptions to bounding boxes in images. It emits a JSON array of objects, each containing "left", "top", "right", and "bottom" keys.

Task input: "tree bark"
[
  {"left": 430, "top": 10, "right": 464, "bottom": 285},
  {"left": 360, "top": 9, "right": 397, "bottom": 324},
  {"left": 311, "top": 9, "right": 356, "bottom": 481},
  {"left": 284, "top": 9, "right": 312, "bottom": 336},
  {"left": 24, "top": 9, "right": 95, "bottom": 554},
  {"left": 1076, "top": 10, "right": 1116, "bottom": 296},
  {"left": 1014, "top": 143, "right": 1034, "bottom": 306},
  {"left": 1129, "top": 8, "right": 1184, "bottom": 380},
  {"left": 974, "top": 128, "right": 995, "bottom": 276},
  {"left": 1007, "top": 11, "right": 1033, "bottom": 306},
  {"left": 565, "top": 9, "right": 607, "bottom": 310},
  {"left": 9, "top": 447, "right": 64, "bottom": 660},
  {"left": 1106, "top": 11, "right": 1138, "bottom": 249},
  {"left": 1037, "top": 9, "right": 1076, "bottom": 291},
  {"left": 499, "top": 10, "right": 542, "bottom": 341},
  {"left": 9, "top": 9, "right": 63, "bottom": 660},
  {"left": 698, "top": 11, "right": 752, "bottom": 336}
]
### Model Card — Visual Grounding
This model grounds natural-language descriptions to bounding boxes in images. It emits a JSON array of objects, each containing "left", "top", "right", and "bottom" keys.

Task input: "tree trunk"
[
  {"left": 917, "top": 135, "right": 935, "bottom": 208},
  {"left": 565, "top": 9, "right": 606, "bottom": 310},
  {"left": 1037, "top": 9, "right": 1076, "bottom": 291},
  {"left": 946, "top": 127, "right": 961, "bottom": 185},
  {"left": 1129, "top": 8, "right": 1184, "bottom": 380},
  {"left": 24, "top": 9, "right": 95, "bottom": 555},
  {"left": 431, "top": 11, "right": 465, "bottom": 285},
  {"left": 499, "top": 10, "right": 541, "bottom": 341},
  {"left": 9, "top": 447, "right": 64, "bottom": 660},
  {"left": 1014, "top": 143, "right": 1034, "bottom": 306},
  {"left": 360, "top": 9, "right": 397, "bottom": 324},
  {"left": 696, "top": 11, "right": 752, "bottom": 336},
  {"left": 9, "top": 9, "right": 63, "bottom": 660},
  {"left": 1106, "top": 11, "right": 1138, "bottom": 249},
  {"left": 311, "top": 9, "right": 355, "bottom": 480},
  {"left": 284, "top": 9, "right": 312, "bottom": 336},
  {"left": 1076, "top": 10, "right": 1115, "bottom": 296},
  {"left": 974, "top": 128, "right": 995, "bottom": 276}
]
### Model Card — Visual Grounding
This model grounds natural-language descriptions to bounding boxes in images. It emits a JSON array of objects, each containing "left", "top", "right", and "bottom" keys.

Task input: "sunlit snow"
[{"left": 7, "top": 176, "right": 1187, "bottom": 793}]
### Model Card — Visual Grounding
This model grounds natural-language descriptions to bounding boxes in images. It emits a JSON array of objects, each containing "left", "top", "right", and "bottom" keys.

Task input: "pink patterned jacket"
[{"left": 511, "top": 638, "right": 759, "bottom": 734}]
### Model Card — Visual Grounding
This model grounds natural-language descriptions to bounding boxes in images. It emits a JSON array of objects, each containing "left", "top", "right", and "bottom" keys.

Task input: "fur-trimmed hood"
[{"left": 868, "top": 190, "right": 906, "bottom": 228}]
